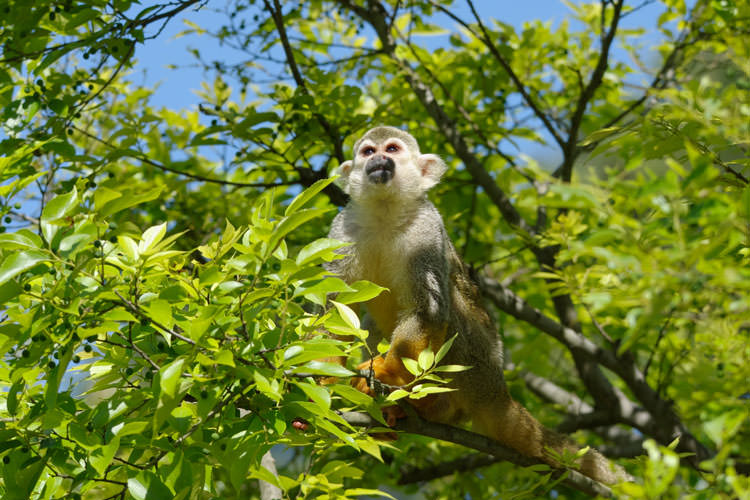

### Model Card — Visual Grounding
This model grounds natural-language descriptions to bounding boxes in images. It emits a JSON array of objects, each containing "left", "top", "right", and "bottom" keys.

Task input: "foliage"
[{"left": 1, "top": 0, "right": 750, "bottom": 499}]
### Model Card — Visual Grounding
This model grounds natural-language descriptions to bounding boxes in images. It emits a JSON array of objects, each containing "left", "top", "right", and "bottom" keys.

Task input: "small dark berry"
[
  {"left": 83, "top": 344, "right": 92, "bottom": 353},
  {"left": 22, "top": 350, "right": 30, "bottom": 358},
  {"left": 23, "top": 284, "right": 31, "bottom": 291},
  {"left": 48, "top": 361, "right": 56, "bottom": 369},
  {"left": 49, "top": 11, "right": 56, "bottom": 20},
  {"left": 73, "top": 355, "right": 81, "bottom": 363},
  {"left": 2, "top": 456, "right": 9, "bottom": 464},
  {"left": 93, "top": 240, "right": 101, "bottom": 248}
]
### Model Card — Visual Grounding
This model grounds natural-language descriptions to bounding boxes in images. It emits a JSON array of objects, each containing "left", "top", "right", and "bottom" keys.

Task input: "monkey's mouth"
[{"left": 365, "top": 157, "right": 395, "bottom": 184}]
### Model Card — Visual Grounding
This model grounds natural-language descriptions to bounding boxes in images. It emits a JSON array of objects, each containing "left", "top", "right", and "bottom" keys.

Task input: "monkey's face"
[{"left": 336, "top": 132, "right": 446, "bottom": 204}]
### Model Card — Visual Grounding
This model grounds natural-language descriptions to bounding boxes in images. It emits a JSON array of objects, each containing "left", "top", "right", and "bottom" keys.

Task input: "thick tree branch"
[
  {"left": 259, "top": 451, "right": 283, "bottom": 500},
  {"left": 507, "top": 361, "right": 642, "bottom": 447},
  {"left": 480, "top": 276, "right": 711, "bottom": 465},
  {"left": 340, "top": 412, "right": 614, "bottom": 498}
]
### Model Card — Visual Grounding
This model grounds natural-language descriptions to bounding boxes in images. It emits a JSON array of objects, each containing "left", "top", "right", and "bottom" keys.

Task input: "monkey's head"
[{"left": 336, "top": 126, "right": 446, "bottom": 203}]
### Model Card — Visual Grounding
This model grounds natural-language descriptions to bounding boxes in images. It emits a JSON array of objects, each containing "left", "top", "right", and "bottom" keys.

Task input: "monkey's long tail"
[{"left": 479, "top": 399, "right": 629, "bottom": 485}]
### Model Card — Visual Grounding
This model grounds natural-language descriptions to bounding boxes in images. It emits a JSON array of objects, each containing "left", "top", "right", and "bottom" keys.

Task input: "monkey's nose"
[{"left": 365, "top": 156, "right": 395, "bottom": 184}]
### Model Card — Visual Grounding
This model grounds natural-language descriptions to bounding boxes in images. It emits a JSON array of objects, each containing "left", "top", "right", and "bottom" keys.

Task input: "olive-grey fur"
[{"left": 327, "top": 126, "right": 628, "bottom": 485}]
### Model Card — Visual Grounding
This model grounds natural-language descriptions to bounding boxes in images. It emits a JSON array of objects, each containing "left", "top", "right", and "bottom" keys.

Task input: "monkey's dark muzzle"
[{"left": 365, "top": 156, "right": 395, "bottom": 184}]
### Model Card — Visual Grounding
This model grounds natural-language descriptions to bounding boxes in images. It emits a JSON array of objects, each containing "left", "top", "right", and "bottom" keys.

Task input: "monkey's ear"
[
  {"left": 334, "top": 160, "right": 353, "bottom": 192},
  {"left": 417, "top": 154, "right": 447, "bottom": 190}
]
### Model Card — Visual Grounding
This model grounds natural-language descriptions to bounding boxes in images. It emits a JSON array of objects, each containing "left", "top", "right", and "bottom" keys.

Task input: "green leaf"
[
  {"left": 90, "top": 436, "right": 121, "bottom": 476},
  {"left": 128, "top": 471, "right": 174, "bottom": 500},
  {"left": 159, "top": 358, "right": 185, "bottom": 400},
  {"left": 99, "top": 186, "right": 164, "bottom": 218},
  {"left": 336, "top": 281, "right": 387, "bottom": 304},
  {"left": 285, "top": 176, "right": 337, "bottom": 216},
  {"left": 417, "top": 348, "right": 435, "bottom": 371},
  {"left": 40, "top": 186, "right": 78, "bottom": 223},
  {"left": 283, "top": 340, "right": 346, "bottom": 365},
  {"left": 332, "top": 300, "right": 360, "bottom": 329},
  {"left": 267, "top": 207, "right": 331, "bottom": 257},
  {"left": 0, "top": 232, "right": 40, "bottom": 251},
  {"left": 402, "top": 357, "right": 420, "bottom": 376},
  {"left": 139, "top": 222, "right": 167, "bottom": 254},
  {"left": 291, "top": 361, "right": 355, "bottom": 377},
  {"left": 0, "top": 250, "right": 48, "bottom": 286},
  {"left": 0, "top": 280, "right": 23, "bottom": 305},
  {"left": 147, "top": 299, "right": 174, "bottom": 329},
  {"left": 386, "top": 389, "right": 410, "bottom": 401},
  {"left": 6, "top": 380, "right": 23, "bottom": 416},
  {"left": 345, "top": 488, "right": 395, "bottom": 499},
  {"left": 579, "top": 126, "right": 621, "bottom": 146},
  {"left": 296, "top": 237, "right": 349, "bottom": 266},
  {"left": 435, "top": 334, "right": 458, "bottom": 363},
  {"left": 296, "top": 381, "right": 331, "bottom": 409}
]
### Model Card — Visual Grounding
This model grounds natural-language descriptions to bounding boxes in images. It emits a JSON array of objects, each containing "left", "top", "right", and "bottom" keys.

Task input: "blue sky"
[{"left": 132, "top": 1, "right": 666, "bottom": 116}]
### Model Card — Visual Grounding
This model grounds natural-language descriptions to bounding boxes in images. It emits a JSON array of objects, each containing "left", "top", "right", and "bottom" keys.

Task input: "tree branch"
[
  {"left": 558, "top": 0, "right": 625, "bottom": 182},
  {"left": 480, "top": 276, "right": 711, "bottom": 465},
  {"left": 340, "top": 412, "right": 614, "bottom": 497},
  {"left": 337, "top": 0, "right": 536, "bottom": 236},
  {"left": 463, "top": 0, "right": 566, "bottom": 150},
  {"left": 72, "top": 124, "right": 297, "bottom": 189}
]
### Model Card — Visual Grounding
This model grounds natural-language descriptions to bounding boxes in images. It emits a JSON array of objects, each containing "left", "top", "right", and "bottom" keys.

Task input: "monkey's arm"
[{"left": 357, "top": 252, "right": 451, "bottom": 390}]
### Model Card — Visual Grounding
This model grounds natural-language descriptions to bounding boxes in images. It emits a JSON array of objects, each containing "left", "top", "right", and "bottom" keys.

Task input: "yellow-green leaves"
[
  {"left": 0, "top": 251, "right": 48, "bottom": 286},
  {"left": 40, "top": 186, "right": 78, "bottom": 243}
]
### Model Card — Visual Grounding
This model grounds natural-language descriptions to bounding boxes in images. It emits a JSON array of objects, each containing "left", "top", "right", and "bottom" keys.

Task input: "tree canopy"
[{"left": 1, "top": 0, "right": 750, "bottom": 498}]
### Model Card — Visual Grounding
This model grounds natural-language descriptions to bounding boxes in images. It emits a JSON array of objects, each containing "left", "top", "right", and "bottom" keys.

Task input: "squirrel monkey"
[{"left": 327, "top": 126, "right": 625, "bottom": 484}]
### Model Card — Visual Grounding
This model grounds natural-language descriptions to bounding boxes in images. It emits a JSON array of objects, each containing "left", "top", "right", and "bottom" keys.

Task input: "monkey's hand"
[{"left": 353, "top": 357, "right": 407, "bottom": 428}]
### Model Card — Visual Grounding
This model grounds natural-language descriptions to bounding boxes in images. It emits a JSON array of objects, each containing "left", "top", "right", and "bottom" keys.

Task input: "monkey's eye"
[
  {"left": 361, "top": 146, "right": 375, "bottom": 156},
  {"left": 385, "top": 144, "right": 399, "bottom": 153}
]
